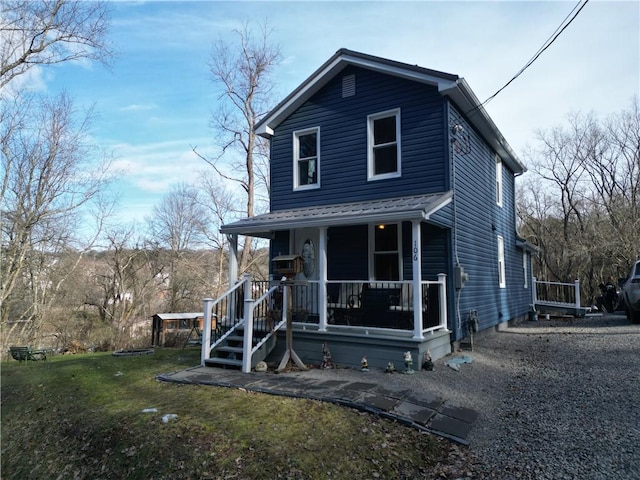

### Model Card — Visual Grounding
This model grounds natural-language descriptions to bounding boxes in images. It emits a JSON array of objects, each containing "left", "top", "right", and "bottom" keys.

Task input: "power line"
[{"left": 473, "top": 0, "right": 590, "bottom": 112}]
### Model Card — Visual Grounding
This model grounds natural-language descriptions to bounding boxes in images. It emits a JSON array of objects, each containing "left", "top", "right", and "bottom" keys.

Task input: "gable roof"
[
  {"left": 221, "top": 191, "right": 453, "bottom": 237},
  {"left": 256, "top": 48, "right": 525, "bottom": 175}
]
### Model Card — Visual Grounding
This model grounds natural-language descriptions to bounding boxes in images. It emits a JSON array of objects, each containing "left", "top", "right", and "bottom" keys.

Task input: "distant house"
[{"left": 203, "top": 49, "right": 536, "bottom": 371}]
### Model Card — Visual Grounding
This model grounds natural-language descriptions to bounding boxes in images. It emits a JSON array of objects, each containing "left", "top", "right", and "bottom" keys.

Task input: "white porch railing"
[
  {"left": 202, "top": 274, "right": 449, "bottom": 371},
  {"left": 312, "top": 275, "right": 448, "bottom": 337},
  {"left": 201, "top": 274, "right": 286, "bottom": 373},
  {"left": 533, "top": 277, "right": 581, "bottom": 310}
]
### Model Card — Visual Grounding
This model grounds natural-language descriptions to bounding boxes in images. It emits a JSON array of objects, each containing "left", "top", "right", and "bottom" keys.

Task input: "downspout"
[{"left": 447, "top": 101, "right": 463, "bottom": 340}]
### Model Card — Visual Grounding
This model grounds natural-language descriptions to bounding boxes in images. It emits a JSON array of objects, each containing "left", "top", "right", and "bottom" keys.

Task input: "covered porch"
[
  {"left": 207, "top": 193, "right": 454, "bottom": 371},
  {"left": 200, "top": 275, "right": 451, "bottom": 372}
]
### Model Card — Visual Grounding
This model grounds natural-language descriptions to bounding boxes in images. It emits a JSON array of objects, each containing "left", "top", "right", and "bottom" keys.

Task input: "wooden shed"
[{"left": 151, "top": 312, "right": 203, "bottom": 347}]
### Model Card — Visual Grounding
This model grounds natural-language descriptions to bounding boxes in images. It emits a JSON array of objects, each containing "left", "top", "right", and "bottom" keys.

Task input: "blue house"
[{"left": 203, "top": 49, "right": 536, "bottom": 371}]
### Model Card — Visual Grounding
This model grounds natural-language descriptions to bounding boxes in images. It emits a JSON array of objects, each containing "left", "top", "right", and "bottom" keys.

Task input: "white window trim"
[
  {"left": 367, "top": 108, "right": 401, "bottom": 181},
  {"left": 293, "top": 127, "right": 320, "bottom": 191},
  {"left": 523, "top": 251, "right": 528, "bottom": 289},
  {"left": 497, "top": 235, "right": 506, "bottom": 289},
  {"left": 496, "top": 156, "right": 503, "bottom": 207},
  {"left": 368, "top": 223, "right": 402, "bottom": 281}
]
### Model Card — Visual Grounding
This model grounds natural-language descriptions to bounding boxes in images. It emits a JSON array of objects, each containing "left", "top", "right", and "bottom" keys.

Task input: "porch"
[{"left": 200, "top": 274, "right": 450, "bottom": 373}]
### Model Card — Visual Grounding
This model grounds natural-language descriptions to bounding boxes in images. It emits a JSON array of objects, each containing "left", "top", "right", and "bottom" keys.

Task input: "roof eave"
[{"left": 221, "top": 210, "right": 426, "bottom": 237}]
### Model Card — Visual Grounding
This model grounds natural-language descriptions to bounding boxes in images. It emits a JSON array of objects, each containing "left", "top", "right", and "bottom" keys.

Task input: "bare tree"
[
  {"left": 0, "top": 0, "right": 114, "bottom": 355},
  {"left": 519, "top": 98, "right": 640, "bottom": 303},
  {"left": 0, "top": 92, "right": 113, "bottom": 351},
  {"left": 194, "top": 21, "right": 281, "bottom": 274},
  {"left": 146, "top": 183, "right": 209, "bottom": 312},
  {"left": 81, "top": 227, "right": 162, "bottom": 348},
  {"left": 0, "top": 0, "right": 113, "bottom": 90}
]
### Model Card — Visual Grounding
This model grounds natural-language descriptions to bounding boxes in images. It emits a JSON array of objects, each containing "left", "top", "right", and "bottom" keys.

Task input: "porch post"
[
  {"left": 228, "top": 234, "right": 239, "bottom": 285},
  {"left": 411, "top": 220, "right": 423, "bottom": 340},
  {"left": 438, "top": 273, "right": 448, "bottom": 330},
  {"left": 318, "top": 226, "right": 328, "bottom": 332},
  {"left": 574, "top": 279, "right": 581, "bottom": 309},
  {"left": 201, "top": 297, "right": 214, "bottom": 365},
  {"left": 532, "top": 276, "right": 538, "bottom": 305},
  {"left": 241, "top": 273, "right": 253, "bottom": 374}
]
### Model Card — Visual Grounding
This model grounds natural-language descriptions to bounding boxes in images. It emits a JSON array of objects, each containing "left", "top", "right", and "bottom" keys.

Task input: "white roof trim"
[{"left": 256, "top": 49, "right": 458, "bottom": 138}]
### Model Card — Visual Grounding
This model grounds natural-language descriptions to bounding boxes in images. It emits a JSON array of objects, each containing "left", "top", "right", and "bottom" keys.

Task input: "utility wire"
[{"left": 472, "top": 0, "right": 590, "bottom": 113}]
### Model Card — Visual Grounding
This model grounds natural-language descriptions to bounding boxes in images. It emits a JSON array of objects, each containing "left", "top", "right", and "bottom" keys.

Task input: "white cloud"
[
  {"left": 119, "top": 103, "right": 158, "bottom": 112},
  {"left": 108, "top": 139, "right": 211, "bottom": 192}
]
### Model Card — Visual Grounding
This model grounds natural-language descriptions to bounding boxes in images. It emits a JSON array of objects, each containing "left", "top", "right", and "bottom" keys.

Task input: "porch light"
[{"left": 377, "top": 224, "right": 385, "bottom": 230}]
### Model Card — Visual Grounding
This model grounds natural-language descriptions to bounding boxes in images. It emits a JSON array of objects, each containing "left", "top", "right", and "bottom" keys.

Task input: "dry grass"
[{"left": 1, "top": 349, "right": 457, "bottom": 479}]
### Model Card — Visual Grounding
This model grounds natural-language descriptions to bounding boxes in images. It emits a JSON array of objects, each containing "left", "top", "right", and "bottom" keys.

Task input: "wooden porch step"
[
  {"left": 226, "top": 335, "right": 260, "bottom": 345},
  {"left": 216, "top": 345, "right": 243, "bottom": 354},
  {"left": 204, "top": 357, "right": 243, "bottom": 368}
]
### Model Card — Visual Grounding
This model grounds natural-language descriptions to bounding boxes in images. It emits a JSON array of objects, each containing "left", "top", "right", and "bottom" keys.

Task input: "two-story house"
[{"left": 204, "top": 49, "right": 535, "bottom": 371}]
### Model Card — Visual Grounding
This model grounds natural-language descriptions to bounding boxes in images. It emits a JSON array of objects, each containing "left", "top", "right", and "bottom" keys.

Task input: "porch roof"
[
  {"left": 221, "top": 191, "right": 453, "bottom": 237},
  {"left": 153, "top": 312, "right": 203, "bottom": 321}
]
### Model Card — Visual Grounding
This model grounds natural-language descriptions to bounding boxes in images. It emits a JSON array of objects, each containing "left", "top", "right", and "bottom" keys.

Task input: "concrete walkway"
[{"left": 157, "top": 365, "right": 478, "bottom": 445}]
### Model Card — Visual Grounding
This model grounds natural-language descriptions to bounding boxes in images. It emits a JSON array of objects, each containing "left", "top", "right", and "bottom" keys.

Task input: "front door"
[
  {"left": 292, "top": 228, "right": 319, "bottom": 319},
  {"left": 293, "top": 228, "right": 319, "bottom": 281}
]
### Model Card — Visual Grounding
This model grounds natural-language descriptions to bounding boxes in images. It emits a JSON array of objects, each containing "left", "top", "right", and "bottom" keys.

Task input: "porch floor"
[{"left": 158, "top": 364, "right": 478, "bottom": 445}]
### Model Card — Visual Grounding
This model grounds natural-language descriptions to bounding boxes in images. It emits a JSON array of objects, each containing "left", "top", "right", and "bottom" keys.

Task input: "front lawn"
[{"left": 1, "top": 348, "right": 457, "bottom": 479}]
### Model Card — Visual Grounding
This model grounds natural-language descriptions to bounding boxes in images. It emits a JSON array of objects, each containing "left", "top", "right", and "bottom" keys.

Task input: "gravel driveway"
[
  {"left": 298, "top": 313, "right": 639, "bottom": 479},
  {"left": 416, "top": 313, "right": 640, "bottom": 479}
]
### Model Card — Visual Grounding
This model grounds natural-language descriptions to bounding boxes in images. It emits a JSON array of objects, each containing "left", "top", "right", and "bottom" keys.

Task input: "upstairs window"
[
  {"left": 371, "top": 223, "right": 400, "bottom": 281},
  {"left": 367, "top": 109, "right": 401, "bottom": 180},
  {"left": 293, "top": 127, "right": 320, "bottom": 189},
  {"left": 497, "top": 235, "right": 506, "bottom": 288},
  {"left": 496, "top": 156, "right": 503, "bottom": 207}
]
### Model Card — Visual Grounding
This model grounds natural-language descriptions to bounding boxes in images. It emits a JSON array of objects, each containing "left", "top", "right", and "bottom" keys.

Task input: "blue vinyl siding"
[
  {"left": 420, "top": 223, "right": 450, "bottom": 279},
  {"left": 429, "top": 203, "right": 453, "bottom": 228},
  {"left": 447, "top": 102, "right": 529, "bottom": 339},
  {"left": 270, "top": 66, "right": 448, "bottom": 211},
  {"left": 400, "top": 222, "right": 449, "bottom": 281},
  {"left": 264, "top": 63, "right": 527, "bottom": 343}
]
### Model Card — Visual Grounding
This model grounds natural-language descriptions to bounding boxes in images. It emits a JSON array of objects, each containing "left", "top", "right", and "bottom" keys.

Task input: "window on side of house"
[
  {"left": 523, "top": 251, "right": 528, "bottom": 289},
  {"left": 496, "top": 156, "right": 503, "bottom": 207},
  {"left": 497, "top": 235, "right": 506, "bottom": 288},
  {"left": 371, "top": 223, "right": 400, "bottom": 281},
  {"left": 367, "top": 109, "right": 401, "bottom": 180},
  {"left": 293, "top": 127, "right": 320, "bottom": 189}
]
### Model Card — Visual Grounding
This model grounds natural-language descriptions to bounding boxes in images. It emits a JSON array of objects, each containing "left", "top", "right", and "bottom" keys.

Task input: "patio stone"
[
  {"left": 359, "top": 393, "right": 400, "bottom": 411},
  {"left": 393, "top": 401, "right": 437, "bottom": 424},
  {"left": 440, "top": 404, "right": 479, "bottom": 423},
  {"left": 429, "top": 414, "right": 473, "bottom": 440}
]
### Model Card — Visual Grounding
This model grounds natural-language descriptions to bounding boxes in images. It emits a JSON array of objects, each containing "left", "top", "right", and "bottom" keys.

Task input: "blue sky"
[{"left": 25, "top": 0, "right": 640, "bottom": 228}]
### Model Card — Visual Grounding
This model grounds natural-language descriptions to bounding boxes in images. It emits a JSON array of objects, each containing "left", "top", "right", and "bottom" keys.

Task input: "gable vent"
[{"left": 342, "top": 74, "right": 356, "bottom": 98}]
